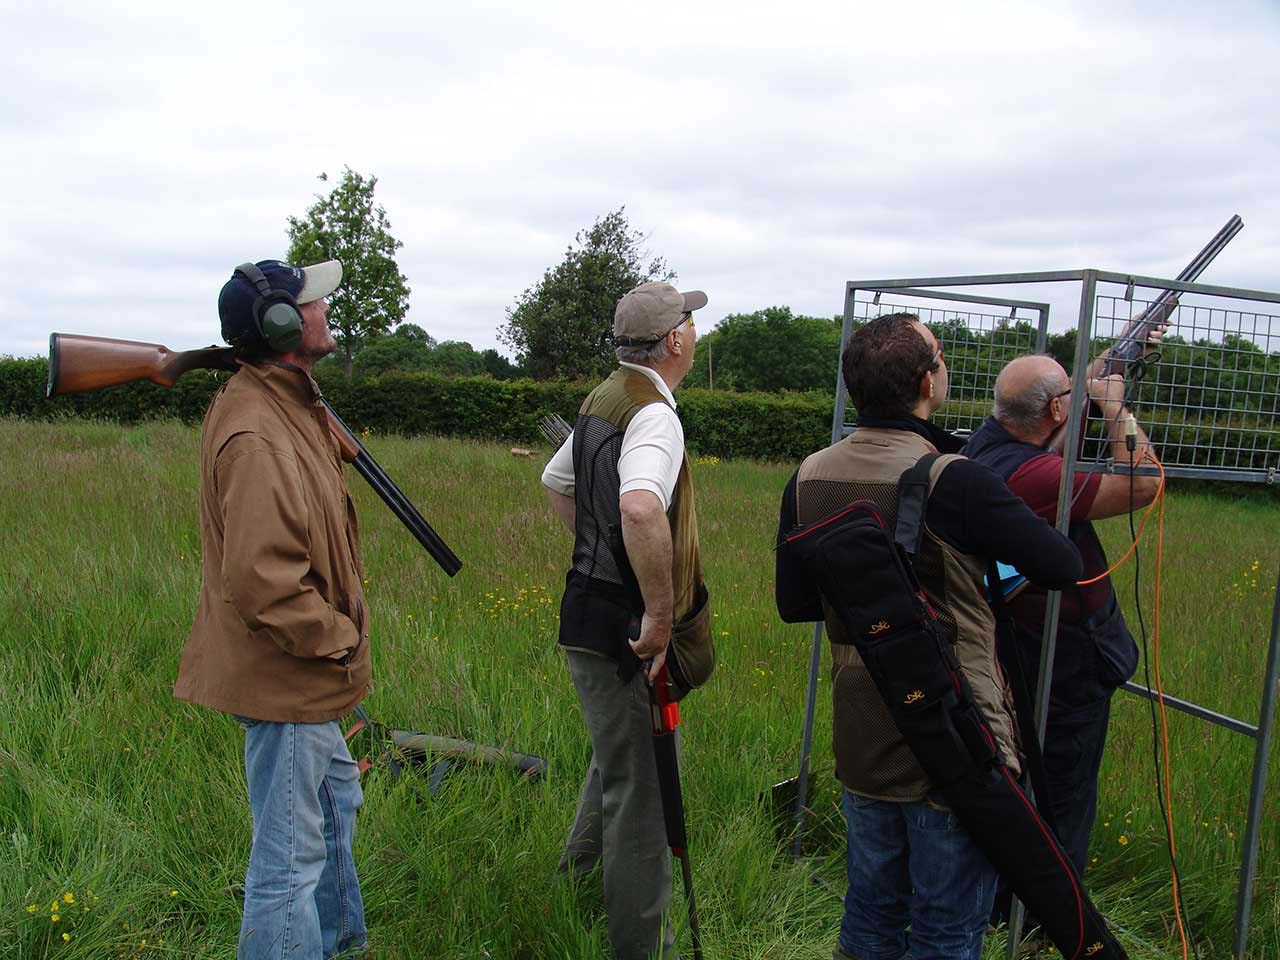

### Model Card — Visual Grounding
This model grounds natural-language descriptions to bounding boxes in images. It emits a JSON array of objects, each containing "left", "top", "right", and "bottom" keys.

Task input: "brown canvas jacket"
[{"left": 173, "top": 361, "right": 371, "bottom": 722}]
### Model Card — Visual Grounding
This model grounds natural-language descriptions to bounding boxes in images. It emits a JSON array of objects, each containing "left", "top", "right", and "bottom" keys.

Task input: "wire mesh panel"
[
  {"left": 1089, "top": 296, "right": 1280, "bottom": 481},
  {"left": 849, "top": 295, "right": 1046, "bottom": 436}
]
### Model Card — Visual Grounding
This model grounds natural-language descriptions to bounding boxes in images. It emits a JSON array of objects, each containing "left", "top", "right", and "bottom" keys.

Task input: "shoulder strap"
[
  {"left": 894, "top": 452, "right": 941, "bottom": 558},
  {"left": 988, "top": 560, "right": 1060, "bottom": 835}
]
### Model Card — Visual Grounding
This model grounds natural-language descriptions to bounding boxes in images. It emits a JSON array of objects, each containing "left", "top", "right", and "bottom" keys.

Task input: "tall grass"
[{"left": 1, "top": 417, "right": 1276, "bottom": 959}]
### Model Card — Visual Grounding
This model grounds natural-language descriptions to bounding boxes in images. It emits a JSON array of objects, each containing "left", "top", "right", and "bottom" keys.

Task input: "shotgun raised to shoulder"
[
  {"left": 1102, "top": 213, "right": 1243, "bottom": 376},
  {"left": 47, "top": 333, "right": 462, "bottom": 577}
]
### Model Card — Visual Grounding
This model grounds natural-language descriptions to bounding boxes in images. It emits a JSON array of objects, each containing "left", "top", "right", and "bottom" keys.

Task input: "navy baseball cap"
[{"left": 218, "top": 259, "right": 342, "bottom": 348}]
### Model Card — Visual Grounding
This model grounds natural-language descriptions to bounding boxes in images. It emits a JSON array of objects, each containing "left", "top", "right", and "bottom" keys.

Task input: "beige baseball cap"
[{"left": 613, "top": 282, "right": 708, "bottom": 345}]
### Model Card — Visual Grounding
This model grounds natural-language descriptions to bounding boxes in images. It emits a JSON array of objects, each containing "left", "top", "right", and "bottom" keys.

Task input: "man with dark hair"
[
  {"left": 542, "top": 281, "right": 714, "bottom": 960},
  {"left": 174, "top": 259, "right": 371, "bottom": 960},
  {"left": 776, "top": 313, "right": 1082, "bottom": 960},
  {"left": 965, "top": 347, "right": 1162, "bottom": 882}
]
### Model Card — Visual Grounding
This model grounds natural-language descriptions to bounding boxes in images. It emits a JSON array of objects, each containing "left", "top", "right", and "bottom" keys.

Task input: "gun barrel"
[
  {"left": 1175, "top": 213, "right": 1243, "bottom": 283},
  {"left": 1103, "top": 214, "right": 1243, "bottom": 374},
  {"left": 323, "top": 403, "right": 462, "bottom": 577}
]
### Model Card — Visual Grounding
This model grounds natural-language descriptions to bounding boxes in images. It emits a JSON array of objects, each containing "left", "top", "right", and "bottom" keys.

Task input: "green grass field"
[{"left": 1, "top": 417, "right": 1276, "bottom": 959}]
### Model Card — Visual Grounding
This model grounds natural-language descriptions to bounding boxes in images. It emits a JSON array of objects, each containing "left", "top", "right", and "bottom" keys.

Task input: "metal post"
[
  {"left": 1007, "top": 270, "right": 1098, "bottom": 957},
  {"left": 793, "top": 288, "right": 859, "bottom": 852},
  {"left": 1035, "top": 305, "right": 1050, "bottom": 354},
  {"left": 1233, "top": 572, "right": 1280, "bottom": 958},
  {"left": 792, "top": 620, "right": 825, "bottom": 856}
]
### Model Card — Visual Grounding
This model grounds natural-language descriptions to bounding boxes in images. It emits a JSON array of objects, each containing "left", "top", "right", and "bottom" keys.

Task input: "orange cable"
[
  {"left": 1069, "top": 447, "right": 1190, "bottom": 957},
  {"left": 1075, "top": 455, "right": 1167, "bottom": 591},
  {"left": 1148, "top": 454, "right": 1190, "bottom": 960}
]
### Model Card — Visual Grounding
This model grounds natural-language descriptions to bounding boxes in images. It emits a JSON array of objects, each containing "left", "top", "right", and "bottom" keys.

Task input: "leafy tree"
[
  {"left": 393, "top": 322, "right": 435, "bottom": 347},
  {"left": 286, "top": 167, "right": 411, "bottom": 377},
  {"left": 499, "top": 207, "right": 674, "bottom": 381},
  {"left": 689, "top": 307, "right": 842, "bottom": 392},
  {"left": 481, "top": 349, "right": 522, "bottom": 381},
  {"left": 351, "top": 326, "right": 436, "bottom": 378},
  {"left": 425, "top": 341, "right": 486, "bottom": 376}
]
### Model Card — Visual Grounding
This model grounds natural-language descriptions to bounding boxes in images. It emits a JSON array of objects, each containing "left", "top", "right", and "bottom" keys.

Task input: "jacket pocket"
[
  {"left": 1090, "top": 598, "right": 1137, "bottom": 690},
  {"left": 669, "top": 584, "right": 714, "bottom": 701}
]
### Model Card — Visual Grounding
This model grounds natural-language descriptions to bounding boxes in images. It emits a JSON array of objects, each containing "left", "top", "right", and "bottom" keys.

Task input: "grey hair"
[
  {"left": 615, "top": 338, "right": 671, "bottom": 366},
  {"left": 993, "top": 356, "right": 1063, "bottom": 432}
]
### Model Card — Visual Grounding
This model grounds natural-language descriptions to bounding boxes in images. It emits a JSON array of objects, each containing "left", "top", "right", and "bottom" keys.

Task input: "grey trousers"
[{"left": 561, "top": 650, "right": 678, "bottom": 960}]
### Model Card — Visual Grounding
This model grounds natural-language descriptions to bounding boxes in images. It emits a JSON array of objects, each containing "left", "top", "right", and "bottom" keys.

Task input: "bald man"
[{"left": 963, "top": 351, "right": 1161, "bottom": 884}]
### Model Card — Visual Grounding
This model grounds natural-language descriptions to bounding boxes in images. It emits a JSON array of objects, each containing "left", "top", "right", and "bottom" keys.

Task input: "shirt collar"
[
  {"left": 237, "top": 358, "right": 323, "bottom": 406},
  {"left": 852, "top": 414, "right": 964, "bottom": 453},
  {"left": 619, "top": 362, "right": 677, "bottom": 409}
]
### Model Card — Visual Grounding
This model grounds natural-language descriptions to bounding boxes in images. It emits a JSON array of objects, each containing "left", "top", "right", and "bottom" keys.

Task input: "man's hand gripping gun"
[{"left": 1102, "top": 213, "right": 1242, "bottom": 377}]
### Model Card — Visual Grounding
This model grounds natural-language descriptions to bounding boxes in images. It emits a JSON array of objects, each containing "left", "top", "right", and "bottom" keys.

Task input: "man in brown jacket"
[{"left": 174, "top": 259, "right": 370, "bottom": 960}]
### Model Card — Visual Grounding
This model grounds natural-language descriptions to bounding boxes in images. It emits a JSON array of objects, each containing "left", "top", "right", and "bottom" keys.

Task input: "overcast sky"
[{"left": 3, "top": 0, "right": 1278, "bottom": 361}]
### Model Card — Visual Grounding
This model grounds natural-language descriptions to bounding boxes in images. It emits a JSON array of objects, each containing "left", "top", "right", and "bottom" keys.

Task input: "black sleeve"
[
  {"left": 927, "top": 459, "right": 1083, "bottom": 589},
  {"left": 775, "top": 469, "right": 825, "bottom": 623}
]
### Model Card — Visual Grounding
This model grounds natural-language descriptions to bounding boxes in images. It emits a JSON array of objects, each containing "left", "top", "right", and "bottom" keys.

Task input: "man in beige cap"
[{"left": 542, "top": 281, "right": 715, "bottom": 959}]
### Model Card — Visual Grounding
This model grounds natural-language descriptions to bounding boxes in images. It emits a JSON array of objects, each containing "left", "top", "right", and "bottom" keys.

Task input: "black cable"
[{"left": 1128, "top": 441, "right": 1198, "bottom": 956}]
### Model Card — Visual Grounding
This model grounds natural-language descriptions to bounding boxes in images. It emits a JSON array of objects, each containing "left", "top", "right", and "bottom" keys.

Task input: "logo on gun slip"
[
  {"left": 868, "top": 620, "right": 890, "bottom": 635},
  {"left": 904, "top": 690, "right": 925, "bottom": 705},
  {"left": 1086, "top": 943, "right": 1105, "bottom": 956}
]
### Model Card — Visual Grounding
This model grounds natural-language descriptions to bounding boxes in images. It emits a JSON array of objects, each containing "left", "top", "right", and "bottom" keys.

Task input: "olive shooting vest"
[{"left": 557, "top": 368, "right": 713, "bottom": 697}]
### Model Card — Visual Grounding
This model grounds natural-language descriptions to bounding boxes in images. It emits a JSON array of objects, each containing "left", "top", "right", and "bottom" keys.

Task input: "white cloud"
[{"left": 2, "top": 0, "right": 1278, "bottom": 362}]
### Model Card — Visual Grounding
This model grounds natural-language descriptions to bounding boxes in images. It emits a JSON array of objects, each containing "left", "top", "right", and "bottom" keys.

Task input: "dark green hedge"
[
  {"left": 4, "top": 354, "right": 1276, "bottom": 471},
  {"left": 1, "top": 357, "right": 834, "bottom": 462}
]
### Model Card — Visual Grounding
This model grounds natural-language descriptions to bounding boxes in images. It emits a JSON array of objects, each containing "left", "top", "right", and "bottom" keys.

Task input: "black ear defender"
[{"left": 234, "top": 262, "right": 304, "bottom": 353}]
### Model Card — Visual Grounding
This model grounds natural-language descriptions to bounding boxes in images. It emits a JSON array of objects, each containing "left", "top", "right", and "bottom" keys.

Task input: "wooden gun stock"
[
  {"left": 47, "top": 333, "right": 237, "bottom": 398},
  {"left": 46, "top": 332, "right": 461, "bottom": 576}
]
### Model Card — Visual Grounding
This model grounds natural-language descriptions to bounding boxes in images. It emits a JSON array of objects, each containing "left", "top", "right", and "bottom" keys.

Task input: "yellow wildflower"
[
  {"left": 63, "top": 892, "right": 75, "bottom": 904},
  {"left": 1118, "top": 835, "right": 1129, "bottom": 846},
  {"left": 62, "top": 933, "right": 71, "bottom": 942},
  {"left": 26, "top": 904, "right": 37, "bottom": 913},
  {"left": 51, "top": 913, "right": 60, "bottom": 922},
  {"left": 170, "top": 889, "right": 178, "bottom": 897}
]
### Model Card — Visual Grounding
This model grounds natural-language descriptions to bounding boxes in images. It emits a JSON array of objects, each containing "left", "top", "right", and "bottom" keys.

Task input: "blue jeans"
[
  {"left": 235, "top": 718, "right": 367, "bottom": 960},
  {"left": 839, "top": 789, "right": 994, "bottom": 960}
]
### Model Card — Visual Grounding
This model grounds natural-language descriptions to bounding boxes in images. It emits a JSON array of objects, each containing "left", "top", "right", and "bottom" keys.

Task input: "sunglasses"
[
  {"left": 928, "top": 344, "right": 944, "bottom": 368},
  {"left": 667, "top": 312, "right": 694, "bottom": 337}
]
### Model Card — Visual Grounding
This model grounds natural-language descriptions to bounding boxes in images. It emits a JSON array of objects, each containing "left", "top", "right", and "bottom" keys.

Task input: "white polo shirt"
[{"left": 540, "top": 363, "right": 685, "bottom": 511}]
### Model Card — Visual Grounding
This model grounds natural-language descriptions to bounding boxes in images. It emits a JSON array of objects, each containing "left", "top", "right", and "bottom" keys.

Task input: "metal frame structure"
[
  {"left": 790, "top": 288, "right": 1050, "bottom": 858},
  {"left": 792, "top": 269, "right": 1280, "bottom": 959}
]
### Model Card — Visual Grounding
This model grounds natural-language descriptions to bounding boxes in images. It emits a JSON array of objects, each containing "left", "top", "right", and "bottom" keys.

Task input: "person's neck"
[
  {"left": 257, "top": 355, "right": 313, "bottom": 377},
  {"left": 276, "top": 353, "right": 314, "bottom": 374},
  {"left": 634, "top": 359, "right": 683, "bottom": 392},
  {"left": 999, "top": 416, "right": 1051, "bottom": 448}
]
